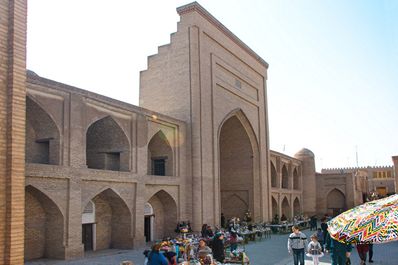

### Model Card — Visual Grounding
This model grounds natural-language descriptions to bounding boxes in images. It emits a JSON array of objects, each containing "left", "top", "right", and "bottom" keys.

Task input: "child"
[{"left": 307, "top": 234, "right": 324, "bottom": 265}]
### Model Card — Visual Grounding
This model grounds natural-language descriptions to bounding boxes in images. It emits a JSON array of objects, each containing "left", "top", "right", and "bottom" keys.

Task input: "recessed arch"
[
  {"left": 86, "top": 116, "right": 130, "bottom": 171},
  {"left": 219, "top": 109, "right": 259, "bottom": 221},
  {"left": 25, "top": 96, "right": 61, "bottom": 165},
  {"left": 327, "top": 188, "right": 346, "bottom": 216},
  {"left": 271, "top": 196, "right": 278, "bottom": 220},
  {"left": 147, "top": 190, "right": 178, "bottom": 240},
  {"left": 271, "top": 162, "right": 277, "bottom": 188},
  {"left": 293, "top": 197, "right": 301, "bottom": 216},
  {"left": 293, "top": 167, "right": 299, "bottom": 190},
  {"left": 147, "top": 130, "right": 174, "bottom": 176},
  {"left": 281, "top": 197, "right": 291, "bottom": 220},
  {"left": 90, "top": 188, "right": 133, "bottom": 250},
  {"left": 221, "top": 194, "right": 249, "bottom": 220},
  {"left": 25, "top": 185, "right": 65, "bottom": 260},
  {"left": 281, "top": 164, "right": 289, "bottom": 189}
]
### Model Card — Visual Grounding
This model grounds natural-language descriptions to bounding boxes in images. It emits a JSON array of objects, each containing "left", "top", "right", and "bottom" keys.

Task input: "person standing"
[
  {"left": 368, "top": 243, "right": 374, "bottom": 263},
  {"left": 307, "top": 234, "right": 324, "bottom": 265},
  {"left": 211, "top": 232, "right": 225, "bottom": 263},
  {"left": 221, "top": 213, "right": 226, "bottom": 228},
  {"left": 356, "top": 242, "right": 369, "bottom": 265},
  {"left": 320, "top": 218, "right": 328, "bottom": 247},
  {"left": 288, "top": 225, "right": 308, "bottom": 265},
  {"left": 147, "top": 243, "right": 168, "bottom": 265},
  {"left": 325, "top": 232, "right": 352, "bottom": 265}
]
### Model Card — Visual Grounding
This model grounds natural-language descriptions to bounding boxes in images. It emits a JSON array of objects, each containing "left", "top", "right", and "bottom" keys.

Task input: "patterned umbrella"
[{"left": 327, "top": 194, "right": 398, "bottom": 244}]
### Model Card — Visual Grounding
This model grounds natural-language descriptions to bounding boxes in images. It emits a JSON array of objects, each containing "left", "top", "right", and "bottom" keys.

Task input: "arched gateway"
[{"left": 219, "top": 111, "right": 259, "bottom": 221}]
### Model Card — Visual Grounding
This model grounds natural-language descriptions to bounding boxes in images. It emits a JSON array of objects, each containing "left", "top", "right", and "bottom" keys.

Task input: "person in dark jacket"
[
  {"left": 325, "top": 232, "right": 352, "bottom": 265},
  {"left": 320, "top": 218, "right": 328, "bottom": 247},
  {"left": 148, "top": 243, "right": 168, "bottom": 265},
  {"left": 211, "top": 232, "right": 225, "bottom": 263},
  {"left": 356, "top": 242, "right": 369, "bottom": 265},
  {"left": 368, "top": 243, "right": 374, "bottom": 263}
]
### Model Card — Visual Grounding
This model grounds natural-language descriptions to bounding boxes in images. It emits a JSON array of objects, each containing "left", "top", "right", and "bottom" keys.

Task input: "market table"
[{"left": 224, "top": 256, "right": 250, "bottom": 264}]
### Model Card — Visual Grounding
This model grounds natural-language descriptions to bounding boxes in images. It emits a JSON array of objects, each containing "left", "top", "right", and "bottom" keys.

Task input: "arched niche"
[
  {"left": 86, "top": 116, "right": 130, "bottom": 171},
  {"left": 293, "top": 168, "right": 299, "bottom": 190},
  {"left": 148, "top": 190, "right": 177, "bottom": 240},
  {"left": 147, "top": 130, "right": 174, "bottom": 176},
  {"left": 271, "top": 162, "right": 277, "bottom": 188},
  {"left": 25, "top": 185, "right": 64, "bottom": 260},
  {"left": 281, "top": 165, "right": 289, "bottom": 189},
  {"left": 90, "top": 188, "right": 133, "bottom": 250},
  {"left": 25, "top": 96, "right": 60, "bottom": 165}
]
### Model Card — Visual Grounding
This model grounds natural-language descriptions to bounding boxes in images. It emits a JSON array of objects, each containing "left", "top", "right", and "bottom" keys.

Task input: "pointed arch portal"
[
  {"left": 327, "top": 189, "right": 346, "bottom": 216},
  {"left": 147, "top": 190, "right": 178, "bottom": 240},
  {"left": 219, "top": 113, "right": 258, "bottom": 221},
  {"left": 25, "top": 185, "right": 64, "bottom": 260},
  {"left": 90, "top": 188, "right": 132, "bottom": 250}
]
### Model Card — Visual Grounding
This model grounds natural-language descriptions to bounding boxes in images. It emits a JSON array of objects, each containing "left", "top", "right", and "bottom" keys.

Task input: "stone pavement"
[{"left": 26, "top": 229, "right": 398, "bottom": 265}]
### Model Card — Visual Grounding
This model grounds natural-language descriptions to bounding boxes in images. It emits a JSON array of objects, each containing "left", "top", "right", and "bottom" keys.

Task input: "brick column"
[
  {"left": 65, "top": 176, "right": 84, "bottom": 259},
  {"left": 133, "top": 182, "right": 145, "bottom": 247},
  {"left": 0, "top": 0, "right": 27, "bottom": 264}
]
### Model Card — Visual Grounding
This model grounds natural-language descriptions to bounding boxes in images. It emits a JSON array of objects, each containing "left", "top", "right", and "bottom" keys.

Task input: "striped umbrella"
[{"left": 327, "top": 194, "right": 398, "bottom": 244}]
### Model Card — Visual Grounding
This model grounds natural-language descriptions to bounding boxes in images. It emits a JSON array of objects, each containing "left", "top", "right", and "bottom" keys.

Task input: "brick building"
[{"left": 0, "top": 1, "right": 396, "bottom": 263}]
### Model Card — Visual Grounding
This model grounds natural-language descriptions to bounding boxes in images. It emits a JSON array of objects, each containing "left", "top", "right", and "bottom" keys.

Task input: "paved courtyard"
[{"left": 26, "top": 229, "right": 398, "bottom": 265}]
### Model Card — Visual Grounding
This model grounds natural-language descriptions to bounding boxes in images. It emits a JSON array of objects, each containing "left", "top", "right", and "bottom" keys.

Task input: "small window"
[
  {"left": 152, "top": 158, "right": 166, "bottom": 176},
  {"left": 34, "top": 139, "right": 50, "bottom": 164},
  {"left": 105, "top": 152, "right": 120, "bottom": 171}
]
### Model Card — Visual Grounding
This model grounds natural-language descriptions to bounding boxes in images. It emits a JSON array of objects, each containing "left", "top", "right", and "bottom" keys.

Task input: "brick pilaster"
[{"left": 0, "top": 0, "right": 27, "bottom": 264}]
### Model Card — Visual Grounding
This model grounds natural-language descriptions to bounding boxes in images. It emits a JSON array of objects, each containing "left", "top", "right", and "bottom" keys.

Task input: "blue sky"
[{"left": 27, "top": 0, "right": 398, "bottom": 171}]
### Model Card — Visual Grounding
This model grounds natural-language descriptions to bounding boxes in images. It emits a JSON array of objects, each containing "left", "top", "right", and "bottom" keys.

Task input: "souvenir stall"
[{"left": 145, "top": 231, "right": 250, "bottom": 264}]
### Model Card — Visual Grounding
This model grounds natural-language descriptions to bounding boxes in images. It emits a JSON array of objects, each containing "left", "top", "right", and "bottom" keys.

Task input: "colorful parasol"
[{"left": 327, "top": 194, "right": 398, "bottom": 244}]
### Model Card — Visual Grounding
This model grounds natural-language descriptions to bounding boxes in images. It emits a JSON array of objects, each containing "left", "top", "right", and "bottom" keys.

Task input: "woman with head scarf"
[
  {"left": 147, "top": 243, "right": 168, "bottom": 265},
  {"left": 211, "top": 232, "right": 225, "bottom": 263}
]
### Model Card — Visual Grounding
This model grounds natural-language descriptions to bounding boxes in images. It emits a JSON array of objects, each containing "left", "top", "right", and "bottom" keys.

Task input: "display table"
[{"left": 224, "top": 256, "right": 250, "bottom": 264}]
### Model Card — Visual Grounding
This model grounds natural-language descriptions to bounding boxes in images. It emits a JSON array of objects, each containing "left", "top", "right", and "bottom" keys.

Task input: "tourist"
[
  {"left": 307, "top": 233, "right": 323, "bottom": 265},
  {"left": 287, "top": 225, "right": 308, "bottom": 265},
  {"left": 211, "top": 232, "right": 225, "bottom": 263},
  {"left": 316, "top": 228, "right": 324, "bottom": 251},
  {"left": 310, "top": 215, "right": 318, "bottom": 231},
  {"left": 320, "top": 217, "right": 328, "bottom": 246},
  {"left": 356, "top": 242, "right": 369, "bottom": 265},
  {"left": 147, "top": 243, "right": 168, "bottom": 265},
  {"left": 325, "top": 232, "right": 352, "bottom": 265},
  {"left": 368, "top": 243, "right": 374, "bottom": 263}
]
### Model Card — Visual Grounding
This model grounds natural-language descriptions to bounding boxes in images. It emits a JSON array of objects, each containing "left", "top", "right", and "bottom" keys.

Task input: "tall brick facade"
[{"left": 0, "top": 0, "right": 27, "bottom": 264}]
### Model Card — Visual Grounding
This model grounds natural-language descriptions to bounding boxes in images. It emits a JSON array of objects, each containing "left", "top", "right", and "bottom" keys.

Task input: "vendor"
[
  {"left": 147, "top": 243, "right": 168, "bottom": 265},
  {"left": 197, "top": 239, "right": 212, "bottom": 259},
  {"left": 281, "top": 214, "right": 287, "bottom": 222},
  {"left": 211, "top": 232, "right": 225, "bottom": 263}
]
